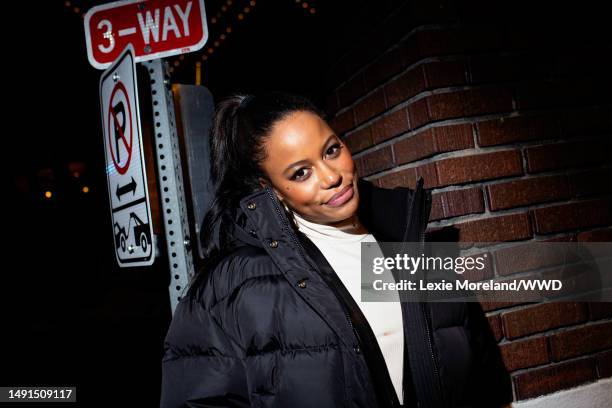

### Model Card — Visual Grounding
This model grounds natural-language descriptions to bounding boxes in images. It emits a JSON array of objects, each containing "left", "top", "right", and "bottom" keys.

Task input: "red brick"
[
  {"left": 487, "top": 175, "right": 570, "bottom": 211},
  {"left": 488, "top": 313, "right": 504, "bottom": 341},
  {"left": 433, "top": 124, "right": 474, "bottom": 152},
  {"left": 344, "top": 126, "right": 373, "bottom": 154},
  {"left": 330, "top": 109, "right": 355, "bottom": 135},
  {"left": 568, "top": 168, "right": 612, "bottom": 198},
  {"left": 394, "top": 130, "right": 437, "bottom": 164},
  {"left": 354, "top": 89, "right": 386, "bottom": 125},
  {"left": 500, "top": 336, "right": 549, "bottom": 371},
  {"left": 430, "top": 187, "right": 484, "bottom": 221},
  {"left": 358, "top": 146, "right": 395, "bottom": 175},
  {"left": 371, "top": 109, "right": 409, "bottom": 143},
  {"left": 597, "top": 350, "right": 612, "bottom": 378},
  {"left": 385, "top": 65, "right": 427, "bottom": 107},
  {"left": 337, "top": 74, "right": 366, "bottom": 108},
  {"left": 393, "top": 125, "right": 474, "bottom": 163},
  {"left": 415, "top": 162, "right": 439, "bottom": 189},
  {"left": 477, "top": 115, "right": 560, "bottom": 147},
  {"left": 427, "top": 92, "right": 464, "bottom": 120},
  {"left": 531, "top": 199, "right": 612, "bottom": 234},
  {"left": 513, "top": 358, "right": 597, "bottom": 400},
  {"left": 463, "top": 87, "right": 514, "bottom": 117},
  {"left": 454, "top": 212, "right": 532, "bottom": 242},
  {"left": 589, "top": 303, "right": 612, "bottom": 320},
  {"left": 525, "top": 141, "right": 612, "bottom": 173},
  {"left": 364, "top": 48, "right": 404, "bottom": 91},
  {"left": 375, "top": 168, "right": 417, "bottom": 189},
  {"left": 577, "top": 228, "right": 612, "bottom": 242},
  {"left": 407, "top": 98, "right": 429, "bottom": 129},
  {"left": 428, "top": 87, "right": 513, "bottom": 121},
  {"left": 493, "top": 242, "right": 570, "bottom": 277},
  {"left": 423, "top": 60, "right": 467, "bottom": 88},
  {"left": 435, "top": 150, "right": 523, "bottom": 186},
  {"left": 501, "top": 302, "right": 588, "bottom": 339},
  {"left": 550, "top": 322, "right": 612, "bottom": 361},
  {"left": 394, "top": 124, "right": 473, "bottom": 165}
]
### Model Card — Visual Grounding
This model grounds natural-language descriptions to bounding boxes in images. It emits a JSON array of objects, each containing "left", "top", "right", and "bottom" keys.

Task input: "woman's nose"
[{"left": 320, "top": 164, "right": 342, "bottom": 189}]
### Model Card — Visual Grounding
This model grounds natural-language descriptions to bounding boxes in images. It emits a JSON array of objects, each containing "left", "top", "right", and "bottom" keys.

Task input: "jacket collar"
[
  {"left": 232, "top": 177, "right": 430, "bottom": 351},
  {"left": 232, "top": 177, "right": 428, "bottom": 249}
]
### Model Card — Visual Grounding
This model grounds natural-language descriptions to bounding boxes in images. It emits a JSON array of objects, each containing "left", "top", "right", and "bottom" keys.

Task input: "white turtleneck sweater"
[{"left": 293, "top": 212, "right": 404, "bottom": 404}]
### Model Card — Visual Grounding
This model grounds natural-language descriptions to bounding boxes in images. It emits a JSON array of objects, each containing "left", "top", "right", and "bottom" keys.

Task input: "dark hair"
[{"left": 185, "top": 91, "right": 324, "bottom": 303}]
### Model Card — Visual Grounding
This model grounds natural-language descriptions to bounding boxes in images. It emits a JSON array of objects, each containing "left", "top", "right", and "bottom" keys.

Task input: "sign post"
[
  {"left": 88, "top": 0, "right": 208, "bottom": 312},
  {"left": 100, "top": 45, "right": 155, "bottom": 267}
]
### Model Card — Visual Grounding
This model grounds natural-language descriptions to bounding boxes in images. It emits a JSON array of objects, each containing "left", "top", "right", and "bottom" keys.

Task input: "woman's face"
[{"left": 259, "top": 110, "right": 359, "bottom": 225}]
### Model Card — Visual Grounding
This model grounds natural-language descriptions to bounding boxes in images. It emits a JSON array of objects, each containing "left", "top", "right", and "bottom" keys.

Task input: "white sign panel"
[{"left": 100, "top": 45, "right": 155, "bottom": 267}]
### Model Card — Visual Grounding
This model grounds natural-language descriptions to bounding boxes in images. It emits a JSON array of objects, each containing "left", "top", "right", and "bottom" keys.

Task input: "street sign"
[
  {"left": 100, "top": 45, "right": 155, "bottom": 267},
  {"left": 84, "top": 0, "right": 208, "bottom": 70}
]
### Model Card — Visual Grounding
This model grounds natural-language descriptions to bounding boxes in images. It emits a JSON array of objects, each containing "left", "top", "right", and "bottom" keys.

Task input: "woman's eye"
[
  {"left": 326, "top": 143, "right": 342, "bottom": 157},
  {"left": 291, "top": 168, "right": 310, "bottom": 181}
]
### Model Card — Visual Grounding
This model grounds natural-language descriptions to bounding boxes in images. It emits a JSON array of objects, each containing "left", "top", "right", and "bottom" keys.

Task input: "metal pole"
[{"left": 143, "top": 58, "right": 194, "bottom": 314}]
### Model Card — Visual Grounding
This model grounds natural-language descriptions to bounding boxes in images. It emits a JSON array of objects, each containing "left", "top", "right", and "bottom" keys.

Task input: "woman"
[{"left": 160, "top": 92, "right": 511, "bottom": 407}]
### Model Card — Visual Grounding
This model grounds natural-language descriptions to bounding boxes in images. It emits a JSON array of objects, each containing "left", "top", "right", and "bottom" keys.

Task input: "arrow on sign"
[{"left": 116, "top": 177, "right": 137, "bottom": 200}]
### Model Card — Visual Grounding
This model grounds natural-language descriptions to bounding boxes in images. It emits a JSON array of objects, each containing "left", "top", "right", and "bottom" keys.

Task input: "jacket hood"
[{"left": 228, "top": 177, "right": 430, "bottom": 250}]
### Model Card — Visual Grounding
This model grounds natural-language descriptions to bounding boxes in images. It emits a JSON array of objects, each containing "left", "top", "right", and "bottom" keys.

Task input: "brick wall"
[{"left": 324, "top": 0, "right": 612, "bottom": 402}]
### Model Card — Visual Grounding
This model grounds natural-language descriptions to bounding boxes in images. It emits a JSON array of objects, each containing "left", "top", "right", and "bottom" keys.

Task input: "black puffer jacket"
[{"left": 160, "top": 178, "right": 512, "bottom": 407}]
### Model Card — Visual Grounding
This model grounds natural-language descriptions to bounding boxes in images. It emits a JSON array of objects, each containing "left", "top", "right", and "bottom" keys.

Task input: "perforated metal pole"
[{"left": 143, "top": 59, "right": 194, "bottom": 314}]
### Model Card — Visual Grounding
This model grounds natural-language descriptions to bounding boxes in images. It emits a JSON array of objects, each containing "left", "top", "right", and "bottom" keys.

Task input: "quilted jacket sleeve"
[
  {"left": 462, "top": 301, "right": 513, "bottom": 407},
  {"left": 160, "top": 290, "right": 249, "bottom": 407}
]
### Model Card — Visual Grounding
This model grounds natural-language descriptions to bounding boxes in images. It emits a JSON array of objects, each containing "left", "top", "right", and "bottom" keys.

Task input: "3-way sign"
[
  {"left": 100, "top": 45, "right": 155, "bottom": 267},
  {"left": 85, "top": 0, "right": 208, "bottom": 69}
]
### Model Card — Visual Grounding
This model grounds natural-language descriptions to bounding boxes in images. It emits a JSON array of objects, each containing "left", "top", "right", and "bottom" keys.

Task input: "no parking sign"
[{"left": 100, "top": 44, "right": 155, "bottom": 267}]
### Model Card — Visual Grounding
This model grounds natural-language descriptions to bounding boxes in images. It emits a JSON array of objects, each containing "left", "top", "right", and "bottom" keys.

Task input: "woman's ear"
[{"left": 258, "top": 177, "right": 267, "bottom": 189}]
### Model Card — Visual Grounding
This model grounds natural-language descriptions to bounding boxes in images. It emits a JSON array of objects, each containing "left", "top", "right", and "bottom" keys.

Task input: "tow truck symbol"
[{"left": 113, "top": 212, "right": 151, "bottom": 254}]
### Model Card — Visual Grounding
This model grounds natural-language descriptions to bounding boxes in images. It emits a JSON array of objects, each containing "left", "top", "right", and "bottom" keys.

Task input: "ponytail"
[{"left": 185, "top": 91, "right": 323, "bottom": 304}]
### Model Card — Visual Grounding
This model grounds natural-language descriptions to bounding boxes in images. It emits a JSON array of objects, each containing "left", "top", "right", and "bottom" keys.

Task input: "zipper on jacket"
[
  {"left": 264, "top": 188, "right": 365, "bottom": 348},
  {"left": 418, "top": 189, "right": 445, "bottom": 404},
  {"left": 263, "top": 187, "right": 398, "bottom": 407},
  {"left": 400, "top": 181, "right": 445, "bottom": 405},
  {"left": 263, "top": 188, "right": 362, "bottom": 342}
]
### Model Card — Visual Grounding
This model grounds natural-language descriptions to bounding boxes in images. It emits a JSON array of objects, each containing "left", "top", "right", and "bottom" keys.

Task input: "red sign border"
[
  {"left": 107, "top": 81, "right": 134, "bottom": 175},
  {"left": 84, "top": 0, "right": 208, "bottom": 70}
]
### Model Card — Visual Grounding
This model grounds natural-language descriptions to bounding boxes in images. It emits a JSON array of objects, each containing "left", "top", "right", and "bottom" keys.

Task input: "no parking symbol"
[
  {"left": 99, "top": 45, "right": 155, "bottom": 267},
  {"left": 108, "top": 81, "right": 133, "bottom": 175}
]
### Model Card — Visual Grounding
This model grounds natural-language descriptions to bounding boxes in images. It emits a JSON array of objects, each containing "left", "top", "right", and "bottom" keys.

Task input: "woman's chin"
[{"left": 323, "top": 196, "right": 359, "bottom": 224}]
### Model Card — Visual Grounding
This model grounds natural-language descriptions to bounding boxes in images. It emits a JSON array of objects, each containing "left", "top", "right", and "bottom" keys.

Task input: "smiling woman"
[
  {"left": 259, "top": 110, "right": 360, "bottom": 226},
  {"left": 160, "top": 92, "right": 512, "bottom": 408}
]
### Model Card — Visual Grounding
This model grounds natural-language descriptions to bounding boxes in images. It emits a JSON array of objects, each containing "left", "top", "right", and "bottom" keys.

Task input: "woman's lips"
[{"left": 325, "top": 184, "right": 354, "bottom": 207}]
